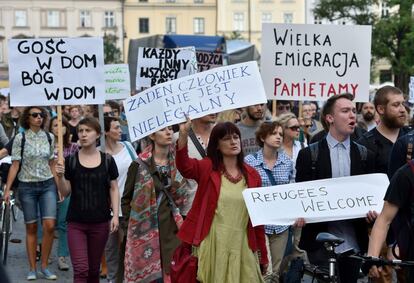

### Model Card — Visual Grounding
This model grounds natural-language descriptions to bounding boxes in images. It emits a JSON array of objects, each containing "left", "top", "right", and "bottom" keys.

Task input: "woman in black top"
[{"left": 56, "top": 117, "right": 119, "bottom": 283}]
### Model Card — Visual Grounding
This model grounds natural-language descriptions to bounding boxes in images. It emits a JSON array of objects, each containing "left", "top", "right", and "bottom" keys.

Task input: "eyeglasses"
[
  {"left": 29, "top": 112, "right": 45, "bottom": 119},
  {"left": 104, "top": 111, "right": 114, "bottom": 117},
  {"left": 278, "top": 105, "right": 291, "bottom": 111},
  {"left": 288, "top": 126, "right": 300, "bottom": 131}
]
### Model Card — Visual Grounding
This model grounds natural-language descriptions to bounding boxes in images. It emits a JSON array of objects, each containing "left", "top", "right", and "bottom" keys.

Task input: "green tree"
[
  {"left": 314, "top": 0, "right": 414, "bottom": 94},
  {"left": 103, "top": 33, "right": 122, "bottom": 64}
]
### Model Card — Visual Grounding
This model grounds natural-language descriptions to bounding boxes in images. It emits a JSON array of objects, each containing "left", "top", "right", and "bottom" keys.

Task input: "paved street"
[
  {"left": 2, "top": 208, "right": 391, "bottom": 283},
  {"left": 3, "top": 209, "right": 107, "bottom": 283}
]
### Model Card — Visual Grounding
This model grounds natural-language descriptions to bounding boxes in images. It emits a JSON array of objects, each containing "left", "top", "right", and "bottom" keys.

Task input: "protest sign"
[
  {"left": 0, "top": 88, "right": 9, "bottom": 96},
  {"left": 8, "top": 37, "right": 105, "bottom": 106},
  {"left": 196, "top": 51, "right": 224, "bottom": 72},
  {"left": 136, "top": 47, "right": 197, "bottom": 88},
  {"left": 242, "top": 173, "right": 389, "bottom": 227},
  {"left": 124, "top": 61, "right": 266, "bottom": 142},
  {"left": 261, "top": 24, "right": 371, "bottom": 102},
  {"left": 105, "top": 64, "right": 130, "bottom": 100},
  {"left": 409, "top": 77, "right": 414, "bottom": 103}
]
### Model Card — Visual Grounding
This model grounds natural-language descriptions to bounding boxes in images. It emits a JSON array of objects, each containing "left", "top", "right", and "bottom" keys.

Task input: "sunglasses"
[
  {"left": 278, "top": 105, "right": 291, "bottom": 111},
  {"left": 304, "top": 125, "right": 312, "bottom": 128},
  {"left": 104, "top": 111, "right": 114, "bottom": 117},
  {"left": 288, "top": 126, "right": 300, "bottom": 131},
  {"left": 29, "top": 112, "right": 45, "bottom": 118}
]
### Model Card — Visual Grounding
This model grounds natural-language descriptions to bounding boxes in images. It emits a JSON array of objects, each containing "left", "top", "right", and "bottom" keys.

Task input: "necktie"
[{"left": 337, "top": 142, "right": 346, "bottom": 177}]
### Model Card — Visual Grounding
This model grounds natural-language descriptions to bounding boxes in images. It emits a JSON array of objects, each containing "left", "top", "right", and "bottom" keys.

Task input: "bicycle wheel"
[
  {"left": 0, "top": 203, "right": 4, "bottom": 259},
  {"left": 1, "top": 204, "right": 10, "bottom": 265}
]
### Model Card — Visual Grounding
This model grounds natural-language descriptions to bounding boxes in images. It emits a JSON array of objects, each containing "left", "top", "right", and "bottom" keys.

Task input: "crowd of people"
[{"left": 0, "top": 86, "right": 413, "bottom": 283}]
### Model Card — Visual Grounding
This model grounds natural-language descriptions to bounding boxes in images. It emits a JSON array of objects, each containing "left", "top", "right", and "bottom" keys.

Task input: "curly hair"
[{"left": 20, "top": 106, "right": 48, "bottom": 130}]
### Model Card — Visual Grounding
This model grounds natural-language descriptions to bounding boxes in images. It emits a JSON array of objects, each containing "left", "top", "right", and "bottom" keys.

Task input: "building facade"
[
  {"left": 217, "top": 0, "right": 305, "bottom": 52},
  {"left": 123, "top": 0, "right": 216, "bottom": 56},
  {"left": 0, "top": 0, "right": 123, "bottom": 69}
]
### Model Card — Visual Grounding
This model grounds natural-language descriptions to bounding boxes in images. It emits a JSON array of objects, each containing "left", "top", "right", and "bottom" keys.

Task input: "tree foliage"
[
  {"left": 314, "top": 0, "right": 414, "bottom": 93},
  {"left": 104, "top": 33, "right": 122, "bottom": 64}
]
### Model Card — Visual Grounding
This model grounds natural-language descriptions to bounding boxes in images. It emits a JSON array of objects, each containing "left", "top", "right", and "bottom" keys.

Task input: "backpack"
[
  {"left": 390, "top": 160, "right": 414, "bottom": 260},
  {"left": 309, "top": 140, "right": 367, "bottom": 179},
  {"left": 2, "top": 131, "right": 52, "bottom": 189}
]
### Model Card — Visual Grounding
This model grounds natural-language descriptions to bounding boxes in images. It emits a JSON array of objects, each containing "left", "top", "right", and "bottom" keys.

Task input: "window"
[
  {"left": 314, "top": 16, "right": 322, "bottom": 24},
  {"left": 0, "top": 41, "right": 3, "bottom": 63},
  {"left": 47, "top": 11, "right": 60, "bottom": 27},
  {"left": 283, "top": 12, "right": 293, "bottom": 24},
  {"left": 166, "top": 17, "right": 176, "bottom": 34},
  {"left": 233, "top": 13, "right": 244, "bottom": 31},
  {"left": 139, "top": 18, "right": 149, "bottom": 33},
  {"left": 104, "top": 11, "right": 115, "bottom": 28},
  {"left": 194, "top": 0, "right": 204, "bottom": 3},
  {"left": 80, "top": 10, "right": 91, "bottom": 27},
  {"left": 166, "top": 0, "right": 176, "bottom": 2},
  {"left": 139, "top": 0, "right": 148, "bottom": 2},
  {"left": 381, "top": 2, "right": 389, "bottom": 18},
  {"left": 15, "top": 10, "right": 27, "bottom": 27},
  {"left": 261, "top": 12, "right": 272, "bottom": 23},
  {"left": 194, "top": 18, "right": 205, "bottom": 34}
]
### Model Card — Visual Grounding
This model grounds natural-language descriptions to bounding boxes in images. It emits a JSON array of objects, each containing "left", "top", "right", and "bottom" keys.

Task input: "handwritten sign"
[
  {"left": 196, "top": 51, "right": 223, "bottom": 72},
  {"left": 104, "top": 64, "right": 130, "bottom": 100},
  {"left": 409, "top": 77, "right": 414, "bottom": 103},
  {"left": 8, "top": 37, "right": 104, "bottom": 106},
  {"left": 136, "top": 47, "right": 197, "bottom": 88},
  {"left": 260, "top": 24, "right": 371, "bottom": 102},
  {"left": 243, "top": 174, "right": 388, "bottom": 226},
  {"left": 124, "top": 61, "right": 267, "bottom": 142}
]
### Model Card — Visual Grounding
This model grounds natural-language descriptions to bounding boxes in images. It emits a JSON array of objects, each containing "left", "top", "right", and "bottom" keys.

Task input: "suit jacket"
[
  {"left": 176, "top": 145, "right": 269, "bottom": 265},
  {"left": 296, "top": 138, "right": 375, "bottom": 253}
]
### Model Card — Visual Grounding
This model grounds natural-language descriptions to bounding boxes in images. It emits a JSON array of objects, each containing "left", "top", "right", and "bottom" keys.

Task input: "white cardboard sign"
[
  {"left": 8, "top": 37, "right": 105, "bottom": 106},
  {"left": 104, "top": 64, "right": 130, "bottom": 100},
  {"left": 260, "top": 24, "right": 372, "bottom": 102},
  {"left": 124, "top": 61, "right": 267, "bottom": 142},
  {"left": 243, "top": 173, "right": 389, "bottom": 226},
  {"left": 136, "top": 47, "right": 198, "bottom": 88}
]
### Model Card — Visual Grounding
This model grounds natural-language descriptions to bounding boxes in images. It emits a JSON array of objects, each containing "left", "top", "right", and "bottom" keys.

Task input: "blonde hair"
[
  {"left": 217, "top": 109, "right": 241, "bottom": 123},
  {"left": 278, "top": 113, "right": 297, "bottom": 128}
]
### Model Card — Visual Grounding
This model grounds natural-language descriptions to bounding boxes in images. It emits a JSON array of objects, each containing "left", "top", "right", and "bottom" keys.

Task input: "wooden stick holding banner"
[
  {"left": 298, "top": 101, "right": 303, "bottom": 119},
  {"left": 98, "top": 105, "right": 105, "bottom": 152},
  {"left": 272, "top": 100, "right": 277, "bottom": 118},
  {"left": 57, "top": 106, "right": 64, "bottom": 164}
]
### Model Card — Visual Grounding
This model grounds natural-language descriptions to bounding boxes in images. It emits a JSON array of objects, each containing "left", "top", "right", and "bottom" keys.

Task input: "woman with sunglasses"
[
  {"left": 4, "top": 106, "right": 57, "bottom": 280},
  {"left": 176, "top": 118, "right": 268, "bottom": 282}
]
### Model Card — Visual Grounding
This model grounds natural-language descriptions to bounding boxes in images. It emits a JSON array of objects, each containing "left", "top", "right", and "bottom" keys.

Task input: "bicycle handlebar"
[{"left": 350, "top": 254, "right": 414, "bottom": 275}]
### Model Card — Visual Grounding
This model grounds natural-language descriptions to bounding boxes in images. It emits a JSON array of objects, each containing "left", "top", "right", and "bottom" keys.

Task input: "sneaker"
[
  {"left": 58, "top": 256, "right": 69, "bottom": 271},
  {"left": 27, "top": 270, "right": 37, "bottom": 281},
  {"left": 39, "top": 268, "right": 57, "bottom": 280}
]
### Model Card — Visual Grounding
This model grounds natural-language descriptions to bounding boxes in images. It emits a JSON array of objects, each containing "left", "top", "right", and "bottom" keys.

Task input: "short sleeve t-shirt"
[
  {"left": 384, "top": 164, "right": 414, "bottom": 213},
  {"left": 65, "top": 152, "right": 119, "bottom": 223}
]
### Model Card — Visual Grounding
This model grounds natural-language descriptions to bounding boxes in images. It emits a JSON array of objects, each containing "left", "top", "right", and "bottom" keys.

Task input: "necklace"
[{"left": 222, "top": 168, "right": 243, "bottom": 184}]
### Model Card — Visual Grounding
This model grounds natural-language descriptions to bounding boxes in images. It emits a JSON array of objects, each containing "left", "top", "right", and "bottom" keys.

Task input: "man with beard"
[
  {"left": 358, "top": 86, "right": 408, "bottom": 174},
  {"left": 357, "top": 86, "right": 409, "bottom": 283},
  {"left": 359, "top": 102, "right": 377, "bottom": 131},
  {"left": 296, "top": 93, "right": 376, "bottom": 283},
  {"left": 237, "top": 103, "right": 266, "bottom": 156}
]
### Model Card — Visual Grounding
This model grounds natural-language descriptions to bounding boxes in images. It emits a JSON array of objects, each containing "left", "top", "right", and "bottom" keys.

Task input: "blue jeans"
[
  {"left": 57, "top": 197, "right": 70, "bottom": 257},
  {"left": 18, "top": 178, "right": 57, "bottom": 224}
]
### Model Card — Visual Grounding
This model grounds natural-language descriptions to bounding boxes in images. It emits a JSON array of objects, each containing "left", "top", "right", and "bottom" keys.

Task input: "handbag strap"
[
  {"left": 189, "top": 128, "right": 207, "bottom": 158},
  {"left": 254, "top": 152, "right": 277, "bottom": 186}
]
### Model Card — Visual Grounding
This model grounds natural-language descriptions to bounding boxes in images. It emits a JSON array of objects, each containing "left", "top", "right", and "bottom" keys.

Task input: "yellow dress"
[{"left": 196, "top": 176, "right": 264, "bottom": 283}]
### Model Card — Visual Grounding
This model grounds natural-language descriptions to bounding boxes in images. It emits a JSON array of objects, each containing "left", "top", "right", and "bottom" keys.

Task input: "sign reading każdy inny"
[
  {"left": 242, "top": 174, "right": 388, "bottom": 227},
  {"left": 136, "top": 46, "right": 198, "bottom": 88},
  {"left": 105, "top": 64, "right": 130, "bottom": 100},
  {"left": 260, "top": 24, "right": 372, "bottom": 102},
  {"left": 124, "top": 61, "right": 267, "bottom": 142},
  {"left": 8, "top": 37, "right": 105, "bottom": 106}
]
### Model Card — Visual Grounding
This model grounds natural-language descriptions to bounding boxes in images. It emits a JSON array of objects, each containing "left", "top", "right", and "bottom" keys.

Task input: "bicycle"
[
  {"left": 0, "top": 190, "right": 19, "bottom": 265},
  {"left": 301, "top": 232, "right": 355, "bottom": 283}
]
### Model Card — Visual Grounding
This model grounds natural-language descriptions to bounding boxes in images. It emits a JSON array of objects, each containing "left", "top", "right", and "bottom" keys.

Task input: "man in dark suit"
[{"left": 296, "top": 93, "right": 376, "bottom": 283}]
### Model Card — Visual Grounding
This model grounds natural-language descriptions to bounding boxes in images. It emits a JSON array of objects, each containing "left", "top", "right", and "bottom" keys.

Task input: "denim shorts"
[{"left": 18, "top": 178, "right": 57, "bottom": 224}]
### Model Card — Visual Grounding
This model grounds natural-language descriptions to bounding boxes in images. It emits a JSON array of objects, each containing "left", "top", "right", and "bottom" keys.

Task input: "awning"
[{"left": 163, "top": 35, "right": 226, "bottom": 53}]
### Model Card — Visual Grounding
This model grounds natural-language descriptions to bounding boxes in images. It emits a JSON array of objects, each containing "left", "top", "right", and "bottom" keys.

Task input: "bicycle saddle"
[{"left": 316, "top": 232, "right": 344, "bottom": 246}]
